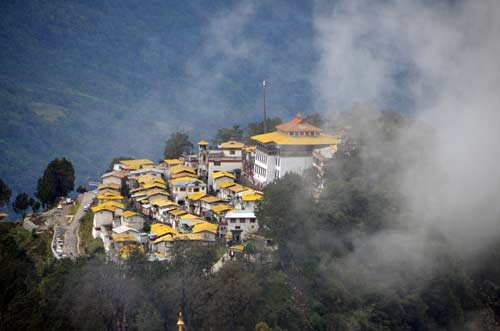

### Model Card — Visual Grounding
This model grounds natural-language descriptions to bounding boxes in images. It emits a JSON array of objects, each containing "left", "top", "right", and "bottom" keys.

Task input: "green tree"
[
  {"left": 31, "top": 201, "right": 41, "bottom": 213},
  {"left": 0, "top": 179, "right": 12, "bottom": 207},
  {"left": 76, "top": 185, "right": 87, "bottom": 194},
  {"left": 36, "top": 158, "right": 75, "bottom": 207},
  {"left": 163, "top": 132, "right": 193, "bottom": 159},
  {"left": 12, "top": 193, "right": 30, "bottom": 218},
  {"left": 304, "top": 112, "right": 323, "bottom": 128},
  {"left": 213, "top": 125, "right": 244, "bottom": 145},
  {"left": 245, "top": 117, "right": 282, "bottom": 143}
]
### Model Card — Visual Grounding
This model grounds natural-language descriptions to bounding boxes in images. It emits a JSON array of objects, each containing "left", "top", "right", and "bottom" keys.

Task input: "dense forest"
[{"left": 2, "top": 110, "right": 500, "bottom": 331}]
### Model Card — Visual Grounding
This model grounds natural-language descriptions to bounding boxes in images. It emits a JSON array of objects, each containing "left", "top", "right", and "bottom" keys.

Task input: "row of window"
[
  {"left": 254, "top": 164, "right": 267, "bottom": 177},
  {"left": 178, "top": 187, "right": 202, "bottom": 192},
  {"left": 287, "top": 131, "right": 319, "bottom": 136},
  {"left": 256, "top": 151, "right": 268, "bottom": 163},
  {"left": 229, "top": 218, "right": 256, "bottom": 223}
]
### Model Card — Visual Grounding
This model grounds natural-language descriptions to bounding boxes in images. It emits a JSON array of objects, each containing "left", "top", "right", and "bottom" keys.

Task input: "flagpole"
[{"left": 262, "top": 80, "right": 267, "bottom": 133}]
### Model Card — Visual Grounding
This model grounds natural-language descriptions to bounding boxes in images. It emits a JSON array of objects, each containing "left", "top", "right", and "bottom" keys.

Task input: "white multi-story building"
[
  {"left": 197, "top": 140, "right": 244, "bottom": 186},
  {"left": 223, "top": 210, "right": 258, "bottom": 241},
  {"left": 251, "top": 114, "right": 339, "bottom": 186}
]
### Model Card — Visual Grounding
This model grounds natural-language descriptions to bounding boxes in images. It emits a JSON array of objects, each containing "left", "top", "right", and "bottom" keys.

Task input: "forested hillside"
[
  {"left": 0, "top": 0, "right": 316, "bottom": 196},
  {"left": 2, "top": 110, "right": 500, "bottom": 330}
]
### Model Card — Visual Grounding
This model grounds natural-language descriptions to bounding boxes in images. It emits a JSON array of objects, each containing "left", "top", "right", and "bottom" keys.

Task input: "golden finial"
[{"left": 177, "top": 311, "right": 185, "bottom": 331}]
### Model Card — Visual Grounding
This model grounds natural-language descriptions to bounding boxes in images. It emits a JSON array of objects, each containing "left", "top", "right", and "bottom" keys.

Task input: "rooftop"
[
  {"left": 251, "top": 131, "right": 339, "bottom": 146},
  {"left": 219, "top": 140, "right": 245, "bottom": 149},
  {"left": 275, "top": 114, "right": 322, "bottom": 133}
]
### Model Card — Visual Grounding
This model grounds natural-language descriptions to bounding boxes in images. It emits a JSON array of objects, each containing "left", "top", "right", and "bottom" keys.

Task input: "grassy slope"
[{"left": 78, "top": 210, "right": 104, "bottom": 255}]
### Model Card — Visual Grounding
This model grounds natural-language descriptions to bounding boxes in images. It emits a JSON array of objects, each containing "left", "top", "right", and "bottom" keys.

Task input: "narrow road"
[{"left": 63, "top": 192, "right": 93, "bottom": 258}]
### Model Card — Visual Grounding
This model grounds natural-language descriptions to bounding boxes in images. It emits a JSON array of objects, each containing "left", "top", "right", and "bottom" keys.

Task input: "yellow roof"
[
  {"left": 198, "top": 140, "right": 209, "bottom": 145},
  {"left": 119, "top": 245, "right": 144, "bottom": 258},
  {"left": 97, "top": 192, "right": 123, "bottom": 200},
  {"left": 172, "top": 172, "right": 198, "bottom": 179},
  {"left": 97, "top": 188, "right": 121, "bottom": 196},
  {"left": 153, "top": 233, "right": 175, "bottom": 243},
  {"left": 169, "top": 165, "right": 196, "bottom": 175},
  {"left": 218, "top": 180, "right": 237, "bottom": 189},
  {"left": 185, "top": 218, "right": 205, "bottom": 227},
  {"left": 211, "top": 204, "right": 234, "bottom": 214},
  {"left": 242, "top": 193, "right": 264, "bottom": 201},
  {"left": 170, "top": 176, "right": 203, "bottom": 185},
  {"left": 224, "top": 233, "right": 232, "bottom": 239},
  {"left": 164, "top": 159, "right": 183, "bottom": 165},
  {"left": 141, "top": 164, "right": 164, "bottom": 170},
  {"left": 251, "top": 131, "right": 339, "bottom": 146},
  {"left": 143, "top": 182, "right": 167, "bottom": 190},
  {"left": 150, "top": 223, "right": 178, "bottom": 237},
  {"left": 112, "top": 233, "right": 137, "bottom": 242},
  {"left": 146, "top": 189, "right": 170, "bottom": 197},
  {"left": 137, "top": 174, "right": 165, "bottom": 185},
  {"left": 229, "top": 244, "right": 245, "bottom": 251},
  {"left": 101, "top": 201, "right": 125, "bottom": 209},
  {"left": 119, "top": 159, "right": 154, "bottom": 170},
  {"left": 212, "top": 171, "right": 236, "bottom": 180},
  {"left": 175, "top": 233, "right": 205, "bottom": 241},
  {"left": 192, "top": 222, "right": 218, "bottom": 234},
  {"left": 98, "top": 182, "right": 121, "bottom": 190},
  {"left": 150, "top": 198, "right": 177, "bottom": 207},
  {"left": 130, "top": 187, "right": 146, "bottom": 193},
  {"left": 186, "top": 192, "right": 208, "bottom": 201},
  {"left": 219, "top": 140, "right": 245, "bottom": 149},
  {"left": 243, "top": 146, "right": 256, "bottom": 152},
  {"left": 169, "top": 209, "right": 187, "bottom": 216},
  {"left": 228, "top": 185, "right": 246, "bottom": 193},
  {"left": 122, "top": 210, "right": 138, "bottom": 218},
  {"left": 201, "top": 196, "right": 224, "bottom": 203},
  {"left": 179, "top": 213, "right": 198, "bottom": 220},
  {"left": 91, "top": 200, "right": 124, "bottom": 213}
]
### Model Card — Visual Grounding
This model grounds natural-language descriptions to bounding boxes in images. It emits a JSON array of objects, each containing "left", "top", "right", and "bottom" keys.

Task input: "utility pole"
[{"left": 262, "top": 80, "right": 268, "bottom": 133}]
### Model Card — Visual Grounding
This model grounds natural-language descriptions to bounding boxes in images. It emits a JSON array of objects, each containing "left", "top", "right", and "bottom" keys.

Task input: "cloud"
[{"left": 312, "top": 0, "right": 500, "bottom": 285}]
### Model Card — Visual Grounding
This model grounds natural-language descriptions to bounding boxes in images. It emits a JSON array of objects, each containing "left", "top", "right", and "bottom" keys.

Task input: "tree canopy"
[
  {"left": 163, "top": 132, "right": 193, "bottom": 159},
  {"left": 12, "top": 193, "right": 30, "bottom": 218},
  {"left": 36, "top": 158, "right": 75, "bottom": 207},
  {"left": 0, "top": 179, "right": 11, "bottom": 207}
]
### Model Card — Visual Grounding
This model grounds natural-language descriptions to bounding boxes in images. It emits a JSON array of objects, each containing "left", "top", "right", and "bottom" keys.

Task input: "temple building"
[{"left": 251, "top": 114, "right": 339, "bottom": 186}]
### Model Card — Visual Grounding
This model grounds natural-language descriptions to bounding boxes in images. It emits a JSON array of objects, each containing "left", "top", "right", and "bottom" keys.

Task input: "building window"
[
  {"left": 235, "top": 226, "right": 241, "bottom": 229},
  {"left": 194, "top": 188, "right": 199, "bottom": 192},
  {"left": 180, "top": 188, "right": 186, "bottom": 191},
  {"left": 240, "top": 219, "right": 246, "bottom": 223},
  {"left": 230, "top": 219, "right": 236, "bottom": 223},
  {"left": 250, "top": 219, "right": 256, "bottom": 223},
  {"left": 214, "top": 161, "right": 221, "bottom": 166},
  {"left": 230, "top": 150, "right": 235, "bottom": 155}
]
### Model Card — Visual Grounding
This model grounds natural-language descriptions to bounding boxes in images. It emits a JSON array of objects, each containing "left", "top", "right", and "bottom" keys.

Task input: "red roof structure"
[{"left": 275, "top": 114, "right": 322, "bottom": 133}]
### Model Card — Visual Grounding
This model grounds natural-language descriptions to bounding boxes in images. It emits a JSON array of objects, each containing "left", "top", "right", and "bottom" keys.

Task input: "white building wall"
[
  {"left": 93, "top": 210, "right": 114, "bottom": 228},
  {"left": 221, "top": 149, "right": 242, "bottom": 158},
  {"left": 277, "top": 156, "right": 313, "bottom": 178},
  {"left": 123, "top": 216, "right": 145, "bottom": 231},
  {"left": 226, "top": 217, "right": 259, "bottom": 238}
]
